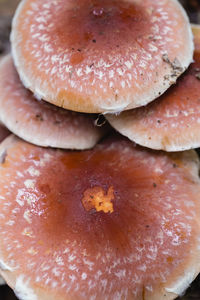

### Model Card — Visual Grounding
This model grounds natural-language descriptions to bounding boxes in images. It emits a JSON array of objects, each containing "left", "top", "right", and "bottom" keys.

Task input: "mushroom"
[
  {"left": 0, "top": 54, "right": 106, "bottom": 149},
  {"left": 0, "top": 134, "right": 200, "bottom": 299},
  {"left": 106, "top": 24, "right": 200, "bottom": 152},
  {"left": 11, "top": 0, "right": 193, "bottom": 113}
]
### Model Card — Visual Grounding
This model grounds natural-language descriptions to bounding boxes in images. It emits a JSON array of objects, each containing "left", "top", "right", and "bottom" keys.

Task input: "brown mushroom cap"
[
  {"left": 0, "top": 135, "right": 200, "bottom": 300},
  {"left": 11, "top": 0, "right": 193, "bottom": 113},
  {"left": 106, "top": 24, "right": 200, "bottom": 152},
  {"left": 0, "top": 54, "right": 106, "bottom": 149}
]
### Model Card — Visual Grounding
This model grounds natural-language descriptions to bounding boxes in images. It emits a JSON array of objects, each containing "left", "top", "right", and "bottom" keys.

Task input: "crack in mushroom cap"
[
  {"left": 11, "top": 0, "right": 193, "bottom": 113},
  {"left": 0, "top": 54, "right": 106, "bottom": 150},
  {"left": 106, "top": 24, "right": 200, "bottom": 152},
  {"left": 0, "top": 135, "right": 200, "bottom": 299}
]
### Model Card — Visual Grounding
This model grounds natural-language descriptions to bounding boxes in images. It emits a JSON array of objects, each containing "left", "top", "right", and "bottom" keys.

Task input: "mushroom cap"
[
  {"left": 0, "top": 54, "right": 106, "bottom": 150},
  {"left": 11, "top": 0, "right": 193, "bottom": 113},
  {"left": 1, "top": 135, "right": 200, "bottom": 300},
  {"left": 106, "top": 25, "right": 200, "bottom": 151}
]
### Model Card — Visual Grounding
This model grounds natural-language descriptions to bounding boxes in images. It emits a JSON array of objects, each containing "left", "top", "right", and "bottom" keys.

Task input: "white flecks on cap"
[
  {"left": 11, "top": 0, "right": 193, "bottom": 113},
  {"left": 14, "top": 275, "right": 37, "bottom": 300}
]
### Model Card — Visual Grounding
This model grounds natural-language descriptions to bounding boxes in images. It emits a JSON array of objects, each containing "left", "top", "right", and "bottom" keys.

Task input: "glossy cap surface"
[
  {"left": 11, "top": 0, "right": 193, "bottom": 113},
  {"left": 0, "top": 55, "right": 105, "bottom": 149},
  {"left": 107, "top": 25, "right": 200, "bottom": 151},
  {"left": 0, "top": 135, "right": 200, "bottom": 299}
]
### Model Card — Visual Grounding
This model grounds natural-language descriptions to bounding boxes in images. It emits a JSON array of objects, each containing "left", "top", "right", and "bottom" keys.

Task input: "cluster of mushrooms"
[{"left": 1, "top": 0, "right": 200, "bottom": 299}]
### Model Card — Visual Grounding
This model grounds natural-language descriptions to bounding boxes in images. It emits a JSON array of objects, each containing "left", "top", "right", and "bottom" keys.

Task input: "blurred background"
[{"left": 0, "top": 0, "right": 200, "bottom": 299}]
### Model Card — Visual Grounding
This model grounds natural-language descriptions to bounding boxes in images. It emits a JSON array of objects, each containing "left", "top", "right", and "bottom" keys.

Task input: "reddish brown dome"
[
  {"left": 0, "top": 55, "right": 106, "bottom": 149},
  {"left": 11, "top": 0, "right": 193, "bottom": 113},
  {"left": 0, "top": 135, "right": 200, "bottom": 299},
  {"left": 107, "top": 25, "right": 200, "bottom": 151}
]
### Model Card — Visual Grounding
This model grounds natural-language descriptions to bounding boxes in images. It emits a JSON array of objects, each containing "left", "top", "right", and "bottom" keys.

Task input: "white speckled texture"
[
  {"left": 15, "top": 275, "right": 37, "bottom": 300},
  {"left": 11, "top": 0, "right": 193, "bottom": 113},
  {"left": 0, "top": 55, "right": 106, "bottom": 149},
  {"left": 0, "top": 135, "right": 200, "bottom": 299},
  {"left": 106, "top": 25, "right": 200, "bottom": 152}
]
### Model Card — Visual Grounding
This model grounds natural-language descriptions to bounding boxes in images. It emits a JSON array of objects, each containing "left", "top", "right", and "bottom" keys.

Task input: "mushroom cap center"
[{"left": 82, "top": 186, "right": 114, "bottom": 213}]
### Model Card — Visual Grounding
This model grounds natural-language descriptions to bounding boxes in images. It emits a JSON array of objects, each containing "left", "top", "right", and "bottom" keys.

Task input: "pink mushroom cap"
[
  {"left": 0, "top": 135, "right": 200, "bottom": 299},
  {"left": 107, "top": 25, "right": 200, "bottom": 151},
  {"left": 11, "top": 0, "right": 193, "bottom": 113},
  {"left": 0, "top": 55, "right": 106, "bottom": 149}
]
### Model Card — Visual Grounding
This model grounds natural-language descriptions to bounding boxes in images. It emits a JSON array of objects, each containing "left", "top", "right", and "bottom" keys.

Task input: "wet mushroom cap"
[
  {"left": 106, "top": 25, "right": 200, "bottom": 152},
  {"left": 11, "top": 0, "right": 193, "bottom": 113},
  {"left": 0, "top": 135, "right": 200, "bottom": 300},
  {"left": 0, "top": 54, "right": 106, "bottom": 149}
]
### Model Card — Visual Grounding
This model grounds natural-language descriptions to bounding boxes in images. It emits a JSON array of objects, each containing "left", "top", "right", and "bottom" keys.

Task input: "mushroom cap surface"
[
  {"left": 0, "top": 135, "right": 200, "bottom": 299},
  {"left": 106, "top": 25, "right": 200, "bottom": 151},
  {"left": 11, "top": 0, "right": 193, "bottom": 113},
  {"left": 0, "top": 55, "right": 106, "bottom": 149}
]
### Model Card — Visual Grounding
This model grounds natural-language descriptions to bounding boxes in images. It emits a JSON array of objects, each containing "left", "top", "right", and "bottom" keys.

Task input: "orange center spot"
[{"left": 82, "top": 186, "right": 114, "bottom": 213}]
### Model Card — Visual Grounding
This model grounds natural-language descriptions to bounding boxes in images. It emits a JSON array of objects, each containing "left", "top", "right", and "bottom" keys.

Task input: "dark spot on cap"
[{"left": 35, "top": 114, "right": 44, "bottom": 121}]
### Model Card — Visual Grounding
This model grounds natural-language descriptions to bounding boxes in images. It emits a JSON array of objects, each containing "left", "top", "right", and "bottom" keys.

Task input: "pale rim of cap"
[{"left": 11, "top": 0, "right": 193, "bottom": 113}]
